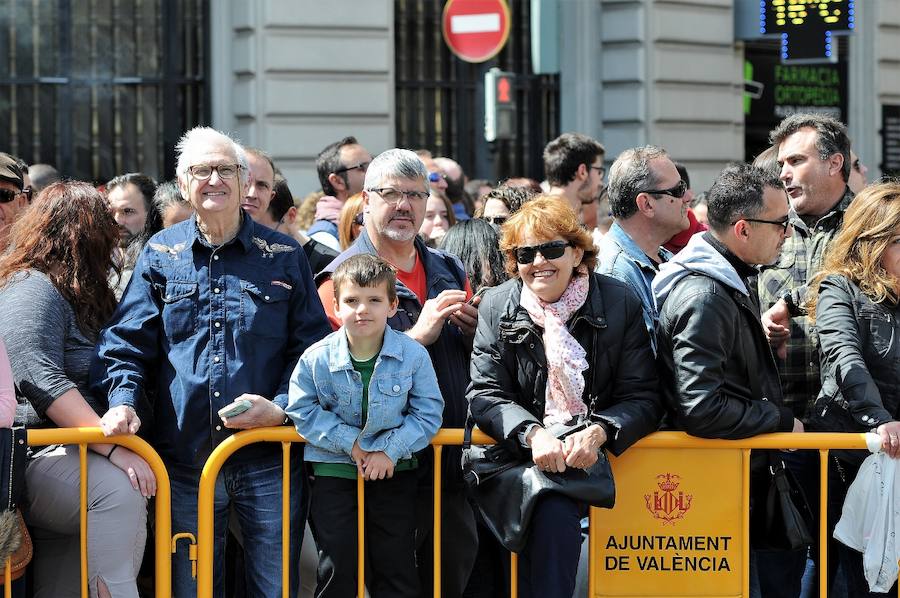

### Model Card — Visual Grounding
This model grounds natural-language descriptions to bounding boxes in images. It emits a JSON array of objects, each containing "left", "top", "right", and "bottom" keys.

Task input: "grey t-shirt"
[{"left": 0, "top": 270, "right": 103, "bottom": 423}]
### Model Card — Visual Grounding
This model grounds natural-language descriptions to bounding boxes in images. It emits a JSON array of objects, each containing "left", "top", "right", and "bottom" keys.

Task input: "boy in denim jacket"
[{"left": 286, "top": 254, "right": 443, "bottom": 598}]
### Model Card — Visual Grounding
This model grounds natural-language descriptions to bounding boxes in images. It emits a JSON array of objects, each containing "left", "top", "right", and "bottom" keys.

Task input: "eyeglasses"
[
  {"left": 334, "top": 161, "right": 369, "bottom": 175},
  {"left": 590, "top": 165, "right": 606, "bottom": 177},
  {"left": 353, "top": 212, "right": 364, "bottom": 226},
  {"left": 0, "top": 188, "right": 29, "bottom": 204},
  {"left": 188, "top": 163, "right": 242, "bottom": 180},
  {"left": 732, "top": 216, "right": 792, "bottom": 234},
  {"left": 482, "top": 216, "right": 507, "bottom": 226},
  {"left": 641, "top": 179, "right": 687, "bottom": 199},
  {"left": 367, "top": 187, "right": 429, "bottom": 205},
  {"left": 427, "top": 172, "right": 445, "bottom": 184},
  {"left": 514, "top": 240, "right": 573, "bottom": 264}
]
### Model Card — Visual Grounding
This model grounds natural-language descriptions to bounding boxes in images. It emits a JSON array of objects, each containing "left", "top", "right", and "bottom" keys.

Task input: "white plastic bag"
[{"left": 834, "top": 435, "right": 900, "bottom": 593}]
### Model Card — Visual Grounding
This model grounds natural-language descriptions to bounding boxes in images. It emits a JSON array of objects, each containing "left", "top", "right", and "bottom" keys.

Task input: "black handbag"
[
  {"left": 750, "top": 452, "right": 815, "bottom": 551},
  {"left": 461, "top": 417, "right": 616, "bottom": 553}
]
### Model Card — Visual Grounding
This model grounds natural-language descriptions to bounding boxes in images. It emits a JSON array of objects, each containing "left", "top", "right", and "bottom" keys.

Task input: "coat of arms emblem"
[{"left": 644, "top": 473, "right": 692, "bottom": 525}]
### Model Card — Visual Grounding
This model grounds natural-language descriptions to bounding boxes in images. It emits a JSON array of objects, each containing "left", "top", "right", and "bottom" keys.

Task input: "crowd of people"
[{"left": 0, "top": 108, "right": 895, "bottom": 598}]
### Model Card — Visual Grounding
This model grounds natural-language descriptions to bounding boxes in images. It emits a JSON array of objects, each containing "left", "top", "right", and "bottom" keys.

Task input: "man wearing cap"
[{"left": 0, "top": 153, "right": 32, "bottom": 250}]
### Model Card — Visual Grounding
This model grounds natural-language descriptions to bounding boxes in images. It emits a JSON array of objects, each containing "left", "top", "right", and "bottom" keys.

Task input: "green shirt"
[{"left": 313, "top": 353, "right": 417, "bottom": 479}]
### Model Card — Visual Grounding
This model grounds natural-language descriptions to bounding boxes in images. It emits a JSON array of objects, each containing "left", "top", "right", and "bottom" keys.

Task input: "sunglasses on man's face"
[
  {"left": 0, "top": 187, "right": 29, "bottom": 204},
  {"left": 514, "top": 240, "right": 573, "bottom": 264},
  {"left": 481, "top": 215, "right": 507, "bottom": 227},
  {"left": 641, "top": 179, "right": 688, "bottom": 199}
]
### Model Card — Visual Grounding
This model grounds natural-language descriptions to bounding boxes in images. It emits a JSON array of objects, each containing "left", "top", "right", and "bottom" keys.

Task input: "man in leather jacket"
[
  {"left": 653, "top": 164, "right": 805, "bottom": 597},
  {"left": 654, "top": 164, "right": 801, "bottom": 438}
]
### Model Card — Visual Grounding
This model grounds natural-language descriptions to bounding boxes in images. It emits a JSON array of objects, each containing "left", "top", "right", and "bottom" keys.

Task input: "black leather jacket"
[
  {"left": 657, "top": 272, "right": 795, "bottom": 439},
  {"left": 466, "top": 273, "right": 663, "bottom": 457},
  {"left": 810, "top": 274, "right": 900, "bottom": 434}
]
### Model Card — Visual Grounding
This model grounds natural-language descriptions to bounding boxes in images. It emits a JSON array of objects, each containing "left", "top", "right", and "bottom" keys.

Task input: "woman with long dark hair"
[{"left": 0, "top": 181, "right": 154, "bottom": 598}]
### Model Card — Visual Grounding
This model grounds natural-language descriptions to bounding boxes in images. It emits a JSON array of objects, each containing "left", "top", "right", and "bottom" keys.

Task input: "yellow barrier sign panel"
[{"left": 592, "top": 448, "right": 743, "bottom": 597}]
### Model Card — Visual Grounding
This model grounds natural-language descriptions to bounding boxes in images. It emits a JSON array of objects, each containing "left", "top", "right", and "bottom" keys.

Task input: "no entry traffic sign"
[{"left": 442, "top": 0, "right": 511, "bottom": 63}]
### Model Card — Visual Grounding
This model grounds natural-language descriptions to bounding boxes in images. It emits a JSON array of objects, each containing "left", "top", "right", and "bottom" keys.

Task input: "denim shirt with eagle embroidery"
[{"left": 92, "top": 212, "right": 332, "bottom": 466}]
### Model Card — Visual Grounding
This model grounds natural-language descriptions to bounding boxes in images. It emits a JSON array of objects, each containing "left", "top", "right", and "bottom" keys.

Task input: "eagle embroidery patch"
[{"left": 252, "top": 237, "right": 296, "bottom": 258}]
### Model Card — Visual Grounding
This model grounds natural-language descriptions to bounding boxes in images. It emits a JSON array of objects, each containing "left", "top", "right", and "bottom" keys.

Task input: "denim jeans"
[{"left": 168, "top": 447, "right": 304, "bottom": 598}]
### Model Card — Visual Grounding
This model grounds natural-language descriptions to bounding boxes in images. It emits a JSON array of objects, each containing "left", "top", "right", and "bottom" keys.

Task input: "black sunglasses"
[
  {"left": 334, "top": 161, "right": 369, "bottom": 175},
  {"left": 733, "top": 216, "right": 792, "bottom": 233},
  {"left": 481, "top": 215, "right": 507, "bottom": 226},
  {"left": 0, "top": 188, "right": 29, "bottom": 204},
  {"left": 514, "top": 240, "right": 573, "bottom": 264},
  {"left": 641, "top": 179, "right": 687, "bottom": 199}
]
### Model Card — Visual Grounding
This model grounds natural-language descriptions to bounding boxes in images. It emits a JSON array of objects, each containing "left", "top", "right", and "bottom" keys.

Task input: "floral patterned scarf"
[{"left": 519, "top": 268, "right": 590, "bottom": 425}]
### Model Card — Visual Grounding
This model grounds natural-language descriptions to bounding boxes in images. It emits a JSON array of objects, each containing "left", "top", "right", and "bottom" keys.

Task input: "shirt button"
[
  {"left": 213, "top": 255, "right": 220, "bottom": 261},
  {"left": 214, "top": 391, "right": 221, "bottom": 398},
  {"left": 215, "top": 425, "right": 222, "bottom": 431},
  {"left": 214, "top": 288, "right": 221, "bottom": 294},
  {"left": 214, "top": 321, "right": 221, "bottom": 328},
  {"left": 392, "top": 384, "right": 400, "bottom": 392},
  {"left": 264, "top": 295, "right": 270, "bottom": 301},
  {"left": 213, "top": 356, "right": 220, "bottom": 363}
]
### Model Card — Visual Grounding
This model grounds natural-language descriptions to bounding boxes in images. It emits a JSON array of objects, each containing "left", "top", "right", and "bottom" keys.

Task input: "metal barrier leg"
[
  {"left": 819, "top": 450, "right": 829, "bottom": 598},
  {"left": 79, "top": 444, "right": 88, "bottom": 598},
  {"left": 433, "top": 445, "right": 442, "bottom": 598},
  {"left": 742, "top": 449, "right": 751, "bottom": 598},
  {"left": 282, "top": 443, "right": 291, "bottom": 598},
  {"left": 510, "top": 552, "right": 518, "bottom": 598},
  {"left": 357, "top": 474, "right": 365, "bottom": 598}
]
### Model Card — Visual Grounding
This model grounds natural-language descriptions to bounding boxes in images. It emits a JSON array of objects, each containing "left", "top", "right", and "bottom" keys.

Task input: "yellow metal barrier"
[
  {"left": 24, "top": 428, "right": 172, "bottom": 598},
  {"left": 196, "top": 428, "right": 886, "bottom": 598}
]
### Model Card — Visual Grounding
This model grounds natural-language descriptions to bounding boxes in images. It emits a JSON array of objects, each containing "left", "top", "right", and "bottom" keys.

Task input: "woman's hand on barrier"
[
  {"left": 100, "top": 405, "right": 141, "bottom": 436},
  {"left": 564, "top": 425, "right": 607, "bottom": 469},
  {"left": 109, "top": 446, "right": 156, "bottom": 498},
  {"left": 362, "top": 451, "right": 394, "bottom": 481},
  {"left": 876, "top": 421, "right": 900, "bottom": 459},
  {"left": 529, "top": 428, "right": 567, "bottom": 473}
]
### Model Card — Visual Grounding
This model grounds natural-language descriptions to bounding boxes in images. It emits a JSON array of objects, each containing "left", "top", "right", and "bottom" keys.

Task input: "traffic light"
[{"left": 484, "top": 68, "right": 516, "bottom": 142}]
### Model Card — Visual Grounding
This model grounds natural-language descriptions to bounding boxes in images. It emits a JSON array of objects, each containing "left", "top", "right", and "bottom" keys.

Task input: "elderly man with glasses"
[
  {"left": 316, "top": 148, "right": 480, "bottom": 598},
  {"left": 92, "top": 126, "right": 331, "bottom": 598},
  {"left": 309, "top": 136, "right": 373, "bottom": 251},
  {"left": 0, "top": 153, "right": 32, "bottom": 250},
  {"left": 596, "top": 146, "right": 691, "bottom": 354}
]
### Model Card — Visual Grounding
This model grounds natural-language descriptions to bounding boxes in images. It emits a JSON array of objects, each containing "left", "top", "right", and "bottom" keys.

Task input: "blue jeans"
[{"left": 169, "top": 447, "right": 304, "bottom": 598}]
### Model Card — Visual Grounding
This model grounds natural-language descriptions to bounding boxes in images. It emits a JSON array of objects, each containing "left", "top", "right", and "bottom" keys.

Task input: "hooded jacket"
[{"left": 653, "top": 233, "right": 794, "bottom": 439}]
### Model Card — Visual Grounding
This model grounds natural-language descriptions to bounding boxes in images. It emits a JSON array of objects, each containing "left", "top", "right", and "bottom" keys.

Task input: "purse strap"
[{"left": 463, "top": 415, "right": 475, "bottom": 451}]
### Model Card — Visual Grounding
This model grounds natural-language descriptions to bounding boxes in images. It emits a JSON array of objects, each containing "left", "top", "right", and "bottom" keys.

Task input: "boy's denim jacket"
[{"left": 286, "top": 325, "right": 444, "bottom": 465}]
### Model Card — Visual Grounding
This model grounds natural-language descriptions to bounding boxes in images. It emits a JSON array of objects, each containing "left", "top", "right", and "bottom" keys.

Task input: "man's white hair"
[{"left": 175, "top": 126, "right": 250, "bottom": 186}]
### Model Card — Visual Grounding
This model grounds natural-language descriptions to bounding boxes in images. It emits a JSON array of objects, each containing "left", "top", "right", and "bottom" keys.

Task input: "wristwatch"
[{"left": 781, "top": 291, "right": 806, "bottom": 318}]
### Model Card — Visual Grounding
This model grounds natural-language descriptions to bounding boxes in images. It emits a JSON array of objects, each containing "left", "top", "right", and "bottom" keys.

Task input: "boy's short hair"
[{"left": 332, "top": 254, "right": 398, "bottom": 303}]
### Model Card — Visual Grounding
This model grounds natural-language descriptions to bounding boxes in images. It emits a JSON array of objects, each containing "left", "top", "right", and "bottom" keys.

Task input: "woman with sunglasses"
[
  {"left": 0, "top": 181, "right": 154, "bottom": 597},
  {"left": 806, "top": 181, "right": 900, "bottom": 597},
  {"left": 467, "top": 197, "right": 662, "bottom": 598}
]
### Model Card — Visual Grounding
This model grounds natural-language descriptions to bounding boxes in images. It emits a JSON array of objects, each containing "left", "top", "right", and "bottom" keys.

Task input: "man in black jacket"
[{"left": 653, "top": 164, "right": 804, "bottom": 597}]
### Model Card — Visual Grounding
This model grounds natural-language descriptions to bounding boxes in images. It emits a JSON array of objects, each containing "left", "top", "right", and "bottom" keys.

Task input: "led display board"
[{"left": 759, "top": 0, "right": 854, "bottom": 62}]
